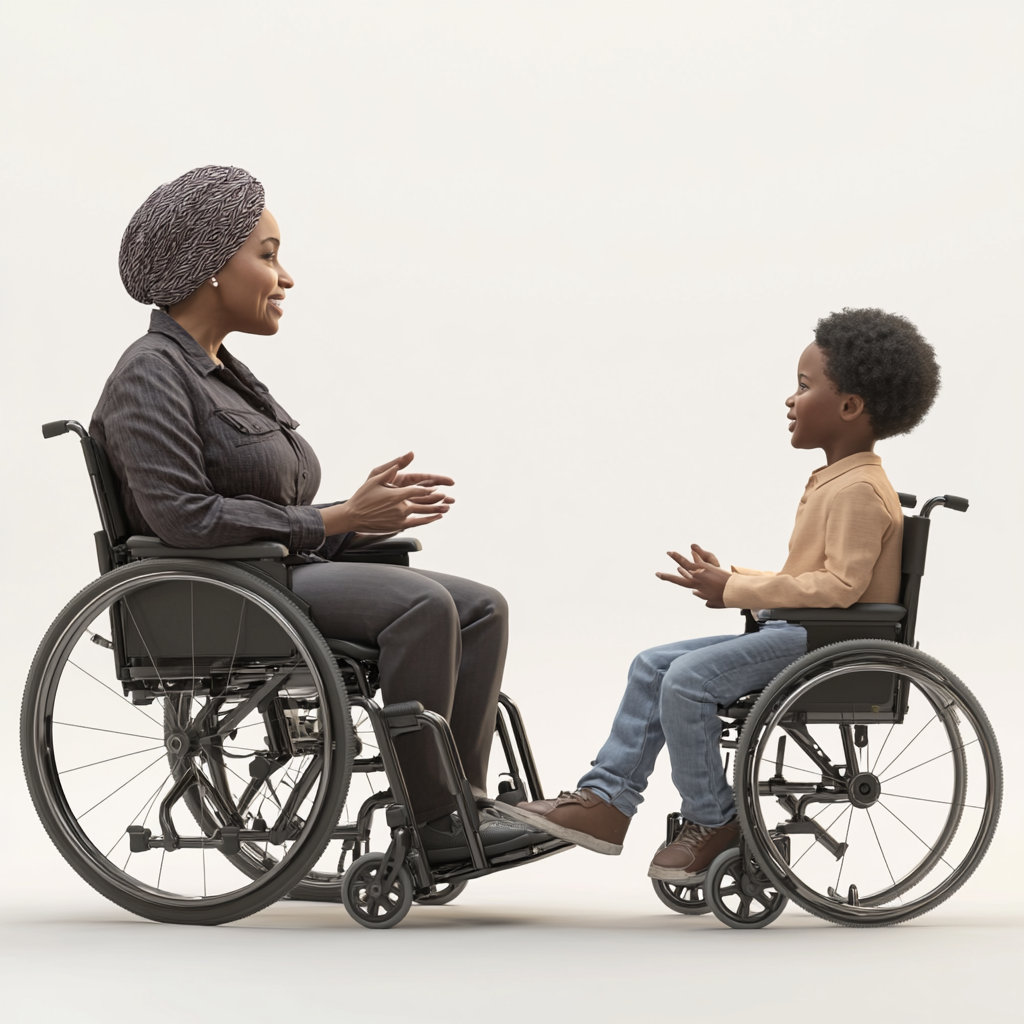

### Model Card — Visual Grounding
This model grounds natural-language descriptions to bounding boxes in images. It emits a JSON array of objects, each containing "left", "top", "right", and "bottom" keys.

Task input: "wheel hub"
[
  {"left": 165, "top": 731, "right": 192, "bottom": 758},
  {"left": 847, "top": 771, "right": 881, "bottom": 808}
]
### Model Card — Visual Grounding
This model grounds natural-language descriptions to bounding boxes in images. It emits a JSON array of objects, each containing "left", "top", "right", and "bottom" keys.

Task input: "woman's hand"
[
  {"left": 655, "top": 544, "right": 731, "bottom": 608},
  {"left": 320, "top": 454, "right": 454, "bottom": 536},
  {"left": 368, "top": 451, "right": 456, "bottom": 490}
]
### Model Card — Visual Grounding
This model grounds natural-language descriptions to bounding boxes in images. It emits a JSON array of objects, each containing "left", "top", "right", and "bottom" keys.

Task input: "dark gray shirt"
[{"left": 90, "top": 310, "right": 328, "bottom": 552}]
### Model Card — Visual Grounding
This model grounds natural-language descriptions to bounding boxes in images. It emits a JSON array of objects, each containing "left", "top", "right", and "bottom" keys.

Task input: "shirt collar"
[
  {"left": 808, "top": 451, "right": 882, "bottom": 489},
  {"left": 147, "top": 309, "right": 224, "bottom": 377}
]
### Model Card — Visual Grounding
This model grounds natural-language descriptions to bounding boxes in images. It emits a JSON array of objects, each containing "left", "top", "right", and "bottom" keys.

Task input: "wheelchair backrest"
[
  {"left": 43, "top": 419, "right": 131, "bottom": 568},
  {"left": 897, "top": 494, "right": 969, "bottom": 647}
]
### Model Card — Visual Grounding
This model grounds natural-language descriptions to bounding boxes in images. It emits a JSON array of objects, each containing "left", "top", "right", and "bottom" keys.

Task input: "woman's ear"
[{"left": 839, "top": 393, "right": 867, "bottom": 422}]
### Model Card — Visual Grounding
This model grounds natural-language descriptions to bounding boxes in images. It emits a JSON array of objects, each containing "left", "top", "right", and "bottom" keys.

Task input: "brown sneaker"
[
  {"left": 647, "top": 818, "right": 741, "bottom": 881},
  {"left": 499, "top": 788, "right": 630, "bottom": 855}
]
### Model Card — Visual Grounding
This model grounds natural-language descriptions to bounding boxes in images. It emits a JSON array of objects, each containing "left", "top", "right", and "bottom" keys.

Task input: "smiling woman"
[
  {"left": 86, "top": 166, "right": 549, "bottom": 858},
  {"left": 168, "top": 209, "right": 293, "bottom": 358}
]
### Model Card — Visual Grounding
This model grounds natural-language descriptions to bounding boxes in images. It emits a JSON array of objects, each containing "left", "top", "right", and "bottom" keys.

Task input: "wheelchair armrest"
[
  {"left": 759, "top": 603, "right": 906, "bottom": 624},
  {"left": 333, "top": 534, "right": 422, "bottom": 567},
  {"left": 759, "top": 603, "right": 907, "bottom": 652},
  {"left": 126, "top": 535, "right": 289, "bottom": 560},
  {"left": 344, "top": 535, "right": 423, "bottom": 553}
]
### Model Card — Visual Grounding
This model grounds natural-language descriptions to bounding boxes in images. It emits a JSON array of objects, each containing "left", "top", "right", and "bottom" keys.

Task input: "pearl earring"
[{"left": 211, "top": 276, "right": 219, "bottom": 288}]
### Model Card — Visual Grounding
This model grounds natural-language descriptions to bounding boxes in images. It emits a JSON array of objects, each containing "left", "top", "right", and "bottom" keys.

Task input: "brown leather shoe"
[
  {"left": 647, "top": 818, "right": 741, "bottom": 881},
  {"left": 499, "top": 788, "right": 630, "bottom": 855}
]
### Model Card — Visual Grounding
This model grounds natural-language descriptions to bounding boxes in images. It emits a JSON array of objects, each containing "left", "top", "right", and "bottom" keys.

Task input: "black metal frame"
[
  {"left": 42, "top": 419, "right": 573, "bottom": 909},
  {"left": 704, "top": 489, "right": 974, "bottom": 923}
]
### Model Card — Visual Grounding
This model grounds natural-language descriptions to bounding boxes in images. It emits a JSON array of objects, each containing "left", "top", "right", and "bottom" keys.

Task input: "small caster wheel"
[
  {"left": 414, "top": 880, "right": 469, "bottom": 906},
  {"left": 342, "top": 852, "right": 414, "bottom": 929},
  {"left": 651, "top": 877, "right": 711, "bottom": 915},
  {"left": 706, "top": 847, "right": 788, "bottom": 929}
]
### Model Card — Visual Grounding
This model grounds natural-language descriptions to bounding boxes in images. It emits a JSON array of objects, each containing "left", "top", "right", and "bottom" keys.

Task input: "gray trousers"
[{"left": 290, "top": 562, "right": 509, "bottom": 821}]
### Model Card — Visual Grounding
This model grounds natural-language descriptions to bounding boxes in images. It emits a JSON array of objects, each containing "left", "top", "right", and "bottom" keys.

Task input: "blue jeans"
[{"left": 577, "top": 623, "right": 807, "bottom": 828}]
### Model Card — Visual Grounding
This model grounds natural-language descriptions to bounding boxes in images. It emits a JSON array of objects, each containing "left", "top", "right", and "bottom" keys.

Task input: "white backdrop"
[{"left": 1, "top": 0, "right": 1021, "bottom": 918}]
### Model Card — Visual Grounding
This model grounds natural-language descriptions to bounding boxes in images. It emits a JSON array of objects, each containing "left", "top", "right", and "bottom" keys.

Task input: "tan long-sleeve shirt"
[{"left": 722, "top": 452, "right": 903, "bottom": 610}]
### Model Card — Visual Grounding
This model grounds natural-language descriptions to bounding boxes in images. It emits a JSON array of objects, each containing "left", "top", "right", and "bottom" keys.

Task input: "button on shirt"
[
  {"left": 90, "top": 310, "right": 327, "bottom": 551},
  {"left": 722, "top": 452, "right": 904, "bottom": 609}
]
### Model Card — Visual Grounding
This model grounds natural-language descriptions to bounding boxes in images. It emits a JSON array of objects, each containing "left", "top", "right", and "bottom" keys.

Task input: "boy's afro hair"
[{"left": 814, "top": 307, "right": 941, "bottom": 440}]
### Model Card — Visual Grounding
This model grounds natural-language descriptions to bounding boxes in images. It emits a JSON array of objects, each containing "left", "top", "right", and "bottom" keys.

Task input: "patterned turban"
[{"left": 119, "top": 165, "right": 265, "bottom": 307}]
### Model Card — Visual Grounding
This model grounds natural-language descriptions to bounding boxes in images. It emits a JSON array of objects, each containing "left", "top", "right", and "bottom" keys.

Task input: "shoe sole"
[
  {"left": 647, "top": 865, "right": 708, "bottom": 883},
  {"left": 424, "top": 828, "right": 554, "bottom": 867},
  {"left": 498, "top": 804, "right": 623, "bottom": 856}
]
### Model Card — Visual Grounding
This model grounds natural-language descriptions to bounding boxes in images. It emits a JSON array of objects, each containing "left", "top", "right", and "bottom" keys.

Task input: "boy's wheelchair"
[
  {"left": 653, "top": 491, "right": 1002, "bottom": 928},
  {"left": 21, "top": 420, "right": 572, "bottom": 929}
]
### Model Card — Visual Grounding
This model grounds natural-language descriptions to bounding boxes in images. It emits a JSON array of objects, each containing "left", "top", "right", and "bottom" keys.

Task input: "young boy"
[{"left": 505, "top": 307, "right": 941, "bottom": 883}]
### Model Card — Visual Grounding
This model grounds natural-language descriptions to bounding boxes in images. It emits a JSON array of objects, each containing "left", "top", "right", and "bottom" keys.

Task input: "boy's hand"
[{"left": 656, "top": 545, "right": 731, "bottom": 608}]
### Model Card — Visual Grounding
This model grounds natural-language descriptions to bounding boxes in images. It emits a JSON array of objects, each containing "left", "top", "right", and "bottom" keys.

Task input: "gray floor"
[{"left": 3, "top": 852, "right": 1021, "bottom": 1024}]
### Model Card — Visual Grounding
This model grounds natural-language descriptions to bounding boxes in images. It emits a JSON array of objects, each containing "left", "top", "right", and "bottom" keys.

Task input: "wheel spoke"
[
  {"left": 68, "top": 659, "right": 165, "bottom": 730},
  {"left": 882, "top": 791, "right": 984, "bottom": 810},
  {"left": 78, "top": 751, "right": 169, "bottom": 819},
  {"left": 876, "top": 800, "right": 952, "bottom": 871},
  {"left": 105, "top": 771, "right": 172, "bottom": 858},
  {"left": 833, "top": 803, "right": 855, "bottom": 893},
  {"left": 54, "top": 721, "right": 160, "bottom": 742},
  {"left": 869, "top": 722, "right": 895, "bottom": 775},
  {"left": 865, "top": 807, "right": 898, "bottom": 892},
  {"left": 880, "top": 738, "right": 978, "bottom": 786},
  {"left": 874, "top": 713, "right": 938, "bottom": 779},
  {"left": 60, "top": 745, "right": 166, "bottom": 775}
]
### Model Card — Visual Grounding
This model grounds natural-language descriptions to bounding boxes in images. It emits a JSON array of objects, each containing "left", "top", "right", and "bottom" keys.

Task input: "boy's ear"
[{"left": 839, "top": 393, "right": 867, "bottom": 421}]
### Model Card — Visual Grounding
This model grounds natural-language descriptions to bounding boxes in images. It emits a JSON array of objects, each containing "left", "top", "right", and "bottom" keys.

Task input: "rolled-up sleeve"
[
  {"left": 723, "top": 482, "right": 893, "bottom": 609},
  {"left": 103, "top": 353, "right": 326, "bottom": 550}
]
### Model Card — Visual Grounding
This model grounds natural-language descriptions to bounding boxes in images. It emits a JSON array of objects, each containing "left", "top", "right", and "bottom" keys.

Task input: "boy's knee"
[{"left": 660, "top": 660, "right": 707, "bottom": 707}]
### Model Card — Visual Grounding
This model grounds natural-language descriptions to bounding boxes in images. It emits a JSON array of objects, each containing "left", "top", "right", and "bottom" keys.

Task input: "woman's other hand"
[
  {"left": 368, "top": 451, "right": 456, "bottom": 490},
  {"left": 320, "top": 454, "right": 454, "bottom": 536},
  {"left": 655, "top": 544, "right": 731, "bottom": 608}
]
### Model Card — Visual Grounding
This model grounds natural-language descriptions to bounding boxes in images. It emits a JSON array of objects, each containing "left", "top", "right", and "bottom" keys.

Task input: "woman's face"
[{"left": 214, "top": 209, "right": 293, "bottom": 335}]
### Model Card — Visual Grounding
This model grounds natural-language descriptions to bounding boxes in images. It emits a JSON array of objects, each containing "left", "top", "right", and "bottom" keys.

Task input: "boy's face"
[{"left": 786, "top": 343, "right": 861, "bottom": 452}]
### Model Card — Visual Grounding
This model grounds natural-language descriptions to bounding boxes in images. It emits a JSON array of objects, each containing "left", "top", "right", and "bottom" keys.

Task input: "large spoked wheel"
[
  {"left": 342, "top": 852, "right": 414, "bottom": 929},
  {"left": 736, "top": 641, "right": 1002, "bottom": 927},
  {"left": 706, "top": 847, "right": 789, "bottom": 928},
  {"left": 21, "top": 559, "right": 353, "bottom": 926}
]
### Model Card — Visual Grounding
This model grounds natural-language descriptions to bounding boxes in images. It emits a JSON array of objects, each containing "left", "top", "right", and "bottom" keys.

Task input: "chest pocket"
[{"left": 214, "top": 408, "right": 280, "bottom": 446}]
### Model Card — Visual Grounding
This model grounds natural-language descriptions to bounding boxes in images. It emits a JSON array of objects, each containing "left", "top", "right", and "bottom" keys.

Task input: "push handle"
[
  {"left": 897, "top": 492, "right": 917, "bottom": 509},
  {"left": 920, "top": 493, "right": 970, "bottom": 518},
  {"left": 41, "top": 419, "right": 87, "bottom": 439}
]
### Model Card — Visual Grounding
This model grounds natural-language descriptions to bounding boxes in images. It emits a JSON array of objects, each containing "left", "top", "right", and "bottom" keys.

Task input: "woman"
[{"left": 91, "top": 165, "right": 543, "bottom": 863}]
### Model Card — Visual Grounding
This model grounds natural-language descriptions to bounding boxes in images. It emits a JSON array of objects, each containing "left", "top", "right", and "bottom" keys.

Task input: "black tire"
[
  {"left": 414, "top": 880, "right": 469, "bottom": 906},
  {"left": 735, "top": 641, "right": 1002, "bottom": 927},
  {"left": 21, "top": 559, "right": 353, "bottom": 926},
  {"left": 706, "top": 847, "right": 789, "bottom": 929},
  {"left": 651, "top": 878, "right": 710, "bottom": 915},
  {"left": 342, "top": 852, "right": 414, "bottom": 928}
]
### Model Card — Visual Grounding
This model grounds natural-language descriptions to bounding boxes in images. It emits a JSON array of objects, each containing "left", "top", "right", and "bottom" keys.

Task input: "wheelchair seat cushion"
[{"left": 327, "top": 637, "right": 380, "bottom": 662}]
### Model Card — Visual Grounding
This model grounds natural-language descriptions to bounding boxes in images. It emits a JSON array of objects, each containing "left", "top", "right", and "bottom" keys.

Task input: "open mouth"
[{"left": 268, "top": 297, "right": 284, "bottom": 313}]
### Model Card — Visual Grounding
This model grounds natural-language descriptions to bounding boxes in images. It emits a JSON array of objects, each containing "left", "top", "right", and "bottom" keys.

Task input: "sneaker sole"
[
  {"left": 424, "top": 828, "right": 555, "bottom": 866},
  {"left": 647, "top": 864, "right": 707, "bottom": 883},
  {"left": 498, "top": 804, "right": 623, "bottom": 856}
]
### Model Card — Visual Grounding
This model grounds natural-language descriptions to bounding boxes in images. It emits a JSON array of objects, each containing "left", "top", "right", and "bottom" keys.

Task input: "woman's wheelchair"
[
  {"left": 652, "top": 491, "right": 1002, "bottom": 928},
  {"left": 21, "top": 420, "right": 572, "bottom": 929}
]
